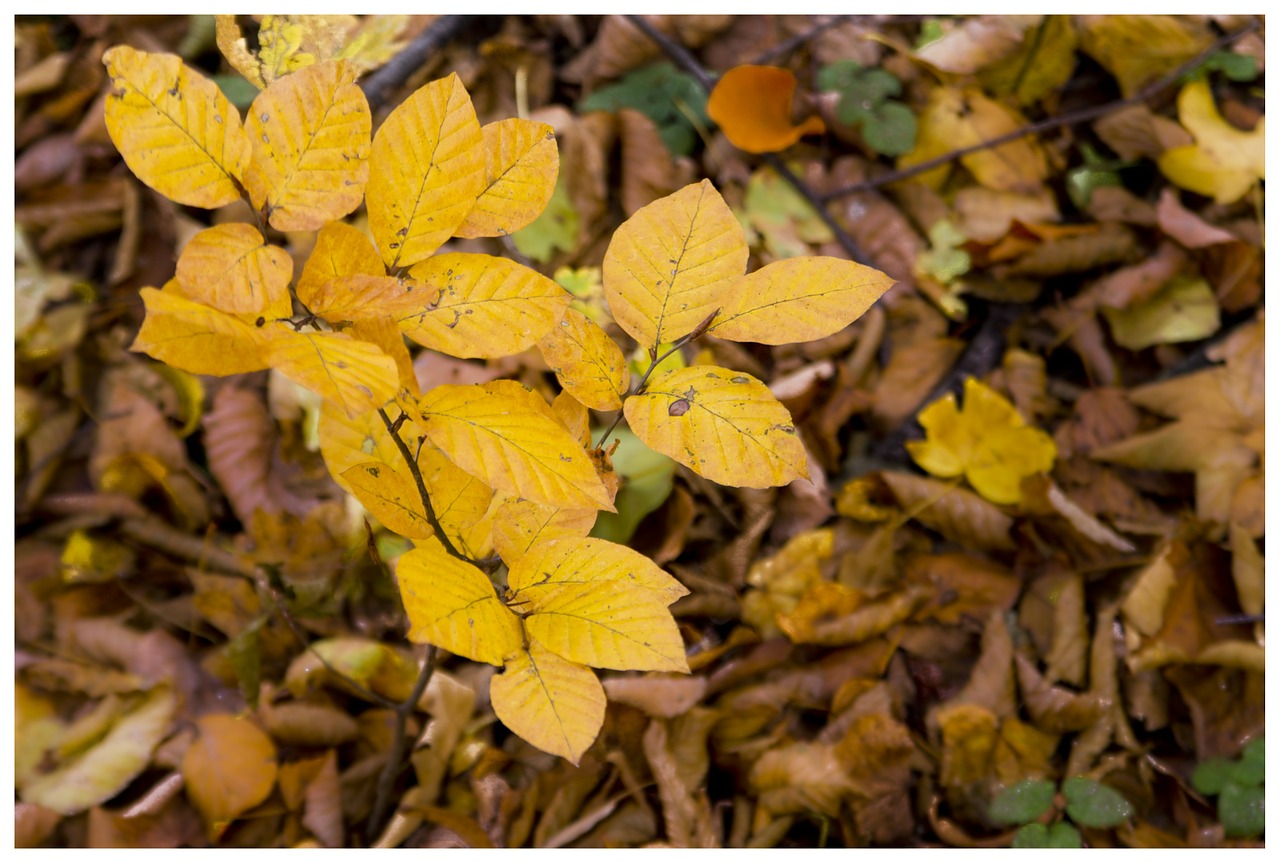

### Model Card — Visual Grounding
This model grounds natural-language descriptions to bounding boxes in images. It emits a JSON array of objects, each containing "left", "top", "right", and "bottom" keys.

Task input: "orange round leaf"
[{"left": 708, "top": 65, "right": 826, "bottom": 154}]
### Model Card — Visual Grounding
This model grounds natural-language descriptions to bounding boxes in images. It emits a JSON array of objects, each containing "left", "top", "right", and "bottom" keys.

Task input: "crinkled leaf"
[
  {"left": 414, "top": 382, "right": 613, "bottom": 511},
  {"left": 176, "top": 223, "right": 293, "bottom": 317},
  {"left": 624, "top": 365, "right": 807, "bottom": 488},
  {"left": 490, "top": 641, "right": 605, "bottom": 765},
  {"left": 456, "top": 118, "right": 559, "bottom": 239},
  {"left": 242, "top": 59, "right": 370, "bottom": 231},
  {"left": 102, "top": 46, "right": 249, "bottom": 208},
  {"left": 182, "top": 713, "right": 278, "bottom": 840},
  {"left": 538, "top": 308, "right": 630, "bottom": 410},
  {"left": 131, "top": 285, "right": 270, "bottom": 376},
  {"left": 708, "top": 256, "right": 893, "bottom": 345},
  {"left": 366, "top": 73, "right": 485, "bottom": 268},
  {"left": 603, "top": 180, "right": 748, "bottom": 349},
  {"left": 398, "top": 253, "right": 570, "bottom": 359},
  {"left": 1062, "top": 776, "right": 1133, "bottom": 828},
  {"left": 396, "top": 542, "right": 522, "bottom": 666}
]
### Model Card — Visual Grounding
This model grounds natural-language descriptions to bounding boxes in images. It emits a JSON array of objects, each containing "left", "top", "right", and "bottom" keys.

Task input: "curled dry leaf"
[
  {"left": 880, "top": 471, "right": 1015, "bottom": 551},
  {"left": 708, "top": 65, "right": 826, "bottom": 154}
]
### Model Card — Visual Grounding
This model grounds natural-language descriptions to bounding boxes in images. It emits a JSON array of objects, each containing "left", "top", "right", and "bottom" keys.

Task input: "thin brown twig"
[
  {"left": 624, "top": 14, "right": 870, "bottom": 265},
  {"left": 367, "top": 644, "right": 437, "bottom": 842},
  {"left": 376, "top": 407, "right": 469, "bottom": 563},
  {"left": 820, "top": 19, "right": 1261, "bottom": 202}
]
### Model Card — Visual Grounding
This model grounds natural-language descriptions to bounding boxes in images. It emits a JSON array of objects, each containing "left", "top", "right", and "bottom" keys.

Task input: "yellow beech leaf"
[
  {"left": 132, "top": 285, "right": 270, "bottom": 375},
  {"left": 538, "top": 308, "right": 630, "bottom": 411},
  {"left": 899, "top": 86, "right": 1048, "bottom": 193},
  {"left": 215, "top": 14, "right": 266, "bottom": 88},
  {"left": 707, "top": 65, "right": 826, "bottom": 154},
  {"left": 603, "top": 179, "right": 748, "bottom": 349},
  {"left": 175, "top": 223, "right": 293, "bottom": 318},
  {"left": 552, "top": 390, "right": 592, "bottom": 447},
  {"left": 624, "top": 365, "right": 808, "bottom": 488},
  {"left": 366, "top": 73, "right": 485, "bottom": 268},
  {"left": 182, "top": 713, "right": 278, "bottom": 840},
  {"left": 517, "top": 587, "right": 689, "bottom": 673},
  {"left": 342, "top": 461, "right": 435, "bottom": 539},
  {"left": 102, "top": 46, "right": 249, "bottom": 208},
  {"left": 396, "top": 542, "right": 523, "bottom": 665},
  {"left": 456, "top": 118, "right": 559, "bottom": 238},
  {"left": 1158, "top": 79, "right": 1265, "bottom": 204},
  {"left": 296, "top": 221, "right": 384, "bottom": 311},
  {"left": 317, "top": 399, "right": 408, "bottom": 497},
  {"left": 397, "top": 253, "right": 570, "bottom": 359},
  {"left": 242, "top": 59, "right": 371, "bottom": 231},
  {"left": 257, "top": 15, "right": 356, "bottom": 83},
  {"left": 507, "top": 536, "right": 689, "bottom": 607},
  {"left": 708, "top": 256, "right": 895, "bottom": 344},
  {"left": 906, "top": 377, "right": 1056, "bottom": 506},
  {"left": 349, "top": 316, "right": 418, "bottom": 395},
  {"left": 306, "top": 274, "right": 434, "bottom": 323},
  {"left": 490, "top": 642, "right": 605, "bottom": 765},
  {"left": 20, "top": 687, "right": 175, "bottom": 816},
  {"left": 414, "top": 382, "right": 614, "bottom": 511},
  {"left": 491, "top": 499, "right": 597, "bottom": 567},
  {"left": 261, "top": 327, "right": 398, "bottom": 418},
  {"left": 417, "top": 445, "right": 496, "bottom": 552}
]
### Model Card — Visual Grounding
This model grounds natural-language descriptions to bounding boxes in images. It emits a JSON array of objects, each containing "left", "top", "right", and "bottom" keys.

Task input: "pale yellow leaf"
[
  {"left": 182, "top": 713, "right": 278, "bottom": 840},
  {"left": 1229, "top": 521, "right": 1264, "bottom": 618},
  {"left": 492, "top": 499, "right": 597, "bottom": 567},
  {"left": 342, "top": 461, "right": 435, "bottom": 539},
  {"left": 708, "top": 256, "right": 894, "bottom": 345},
  {"left": 261, "top": 327, "right": 398, "bottom": 418},
  {"left": 518, "top": 583, "right": 689, "bottom": 673},
  {"left": 366, "top": 73, "right": 485, "bottom": 268},
  {"left": 490, "top": 642, "right": 605, "bottom": 765},
  {"left": 623, "top": 365, "right": 808, "bottom": 488},
  {"left": 456, "top": 118, "right": 559, "bottom": 239},
  {"left": 603, "top": 179, "right": 748, "bottom": 349},
  {"left": 507, "top": 536, "right": 688, "bottom": 606},
  {"left": 176, "top": 223, "right": 293, "bottom": 317},
  {"left": 1157, "top": 79, "right": 1265, "bottom": 205},
  {"left": 257, "top": 15, "right": 357, "bottom": 83},
  {"left": 538, "top": 308, "right": 630, "bottom": 410},
  {"left": 20, "top": 687, "right": 175, "bottom": 816},
  {"left": 398, "top": 253, "right": 570, "bottom": 359},
  {"left": 102, "top": 46, "right": 249, "bottom": 208},
  {"left": 296, "top": 221, "right": 385, "bottom": 311},
  {"left": 132, "top": 285, "right": 270, "bottom": 376},
  {"left": 243, "top": 59, "right": 371, "bottom": 231},
  {"left": 414, "top": 382, "right": 614, "bottom": 511},
  {"left": 214, "top": 15, "right": 265, "bottom": 88},
  {"left": 396, "top": 542, "right": 523, "bottom": 665}
]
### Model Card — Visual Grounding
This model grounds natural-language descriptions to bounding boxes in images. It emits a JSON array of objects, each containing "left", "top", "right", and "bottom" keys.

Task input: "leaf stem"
[
  {"left": 366, "top": 644, "right": 437, "bottom": 842},
  {"left": 376, "top": 407, "right": 469, "bottom": 563},
  {"left": 593, "top": 329, "right": 701, "bottom": 450}
]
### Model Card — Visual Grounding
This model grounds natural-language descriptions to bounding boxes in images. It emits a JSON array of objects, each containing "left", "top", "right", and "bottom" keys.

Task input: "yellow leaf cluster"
[{"left": 907, "top": 377, "right": 1057, "bottom": 506}]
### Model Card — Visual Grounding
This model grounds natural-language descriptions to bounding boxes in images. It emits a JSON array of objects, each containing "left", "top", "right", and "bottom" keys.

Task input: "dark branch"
[
  {"left": 366, "top": 644, "right": 437, "bottom": 841},
  {"left": 376, "top": 407, "right": 469, "bottom": 563}
]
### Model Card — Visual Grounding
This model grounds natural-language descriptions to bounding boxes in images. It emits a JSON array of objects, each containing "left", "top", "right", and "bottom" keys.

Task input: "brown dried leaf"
[
  {"left": 1014, "top": 654, "right": 1104, "bottom": 733},
  {"left": 880, "top": 471, "right": 1015, "bottom": 551},
  {"left": 602, "top": 674, "right": 707, "bottom": 719},
  {"left": 302, "top": 750, "right": 343, "bottom": 848}
]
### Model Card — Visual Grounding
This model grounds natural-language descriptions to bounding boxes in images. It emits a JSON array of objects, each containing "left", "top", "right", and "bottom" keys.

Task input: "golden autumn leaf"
[
  {"left": 132, "top": 285, "right": 270, "bottom": 376},
  {"left": 349, "top": 316, "right": 418, "bottom": 395},
  {"left": 490, "top": 641, "right": 605, "bottom": 765},
  {"left": 398, "top": 253, "right": 571, "bottom": 359},
  {"left": 1078, "top": 15, "right": 1214, "bottom": 98},
  {"left": 182, "top": 713, "right": 278, "bottom": 840},
  {"left": 260, "top": 327, "right": 398, "bottom": 418},
  {"left": 413, "top": 382, "right": 614, "bottom": 511},
  {"left": 624, "top": 365, "right": 808, "bottom": 488},
  {"left": 416, "top": 445, "right": 496, "bottom": 553},
  {"left": 396, "top": 542, "right": 523, "bottom": 665},
  {"left": 906, "top": 377, "right": 1056, "bottom": 506},
  {"left": 366, "top": 73, "right": 485, "bottom": 268},
  {"left": 317, "top": 399, "right": 408, "bottom": 497},
  {"left": 305, "top": 274, "right": 434, "bottom": 323},
  {"left": 1158, "top": 79, "right": 1265, "bottom": 204},
  {"left": 508, "top": 536, "right": 689, "bottom": 606},
  {"left": 242, "top": 59, "right": 371, "bottom": 231},
  {"left": 342, "top": 461, "right": 436, "bottom": 539},
  {"left": 603, "top": 179, "right": 748, "bottom": 349},
  {"left": 296, "top": 221, "right": 385, "bottom": 311},
  {"left": 537, "top": 307, "right": 630, "bottom": 410},
  {"left": 491, "top": 498, "right": 597, "bottom": 567},
  {"left": 102, "top": 46, "right": 249, "bottom": 208},
  {"left": 175, "top": 223, "right": 293, "bottom": 317},
  {"left": 19, "top": 687, "right": 175, "bottom": 816},
  {"left": 707, "top": 65, "right": 826, "bottom": 154},
  {"left": 708, "top": 256, "right": 895, "bottom": 345},
  {"left": 257, "top": 14, "right": 356, "bottom": 83},
  {"left": 456, "top": 118, "right": 560, "bottom": 238}
]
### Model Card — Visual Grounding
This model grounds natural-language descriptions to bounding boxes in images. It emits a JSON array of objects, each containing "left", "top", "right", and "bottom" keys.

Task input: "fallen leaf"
[{"left": 708, "top": 65, "right": 825, "bottom": 154}]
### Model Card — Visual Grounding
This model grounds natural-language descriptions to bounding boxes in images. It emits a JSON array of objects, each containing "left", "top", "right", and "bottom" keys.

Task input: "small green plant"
[
  {"left": 578, "top": 62, "right": 709, "bottom": 155},
  {"left": 816, "top": 60, "right": 916, "bottom": 157},
  {"left": 1192, "top": 737, "right": 1264, "bottom": 839},
  {"left": 989, "top": 776, "right": 1134, "bottom": 848}
]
